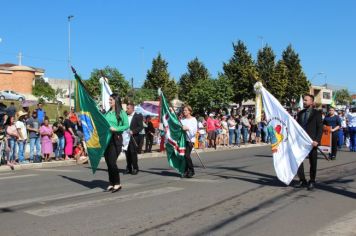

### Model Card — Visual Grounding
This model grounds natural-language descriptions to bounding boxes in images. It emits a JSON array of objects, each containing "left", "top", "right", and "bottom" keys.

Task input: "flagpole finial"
[
  {"left": 254, "top": 82, "right": 263, "bottom": 94},
  {"left": 71, "top": 66, "right": 77, "bottom": 75}
]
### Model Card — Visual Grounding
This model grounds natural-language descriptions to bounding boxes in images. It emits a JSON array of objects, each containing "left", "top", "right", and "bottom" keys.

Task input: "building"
[
  {"left": 0, "top": 63, "right": 44, "bottom": 95},
  {"left": 309, "top": 85, "right": 333, "bottom": 108},
  {"left": 45, "top": 77, "right": 74, "bottom": 98}
]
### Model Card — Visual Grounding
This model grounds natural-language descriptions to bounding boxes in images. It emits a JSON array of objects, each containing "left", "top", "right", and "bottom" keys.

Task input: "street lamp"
[
  {"left": 68, "top": 15, "right": 74, "bottom": 108},
  {"left": 258, "top": 36, "right": 264, "bottom": 49}
]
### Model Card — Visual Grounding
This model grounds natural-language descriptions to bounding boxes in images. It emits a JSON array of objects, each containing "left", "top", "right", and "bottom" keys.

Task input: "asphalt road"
[{"left": 0, "top": 146, "right": 355, "bottom": 236}]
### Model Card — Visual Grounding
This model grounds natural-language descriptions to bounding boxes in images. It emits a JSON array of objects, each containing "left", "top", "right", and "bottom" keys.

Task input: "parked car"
[{"left": 0, "top": 90, "right": 25, "bottom": 101}]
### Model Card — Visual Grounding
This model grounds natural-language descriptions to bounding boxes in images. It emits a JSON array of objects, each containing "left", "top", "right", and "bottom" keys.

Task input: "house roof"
[{"left": 0, "top": 63, "right": 44, "bottom": 73}]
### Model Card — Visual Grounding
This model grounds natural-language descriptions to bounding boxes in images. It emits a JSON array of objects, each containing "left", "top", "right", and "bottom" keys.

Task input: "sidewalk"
[{"left": 0, "top": 143, "right": 268, "bottom": 173}]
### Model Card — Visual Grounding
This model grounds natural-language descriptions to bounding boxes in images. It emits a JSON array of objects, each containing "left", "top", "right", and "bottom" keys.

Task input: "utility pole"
[{"left": 68, "top": 15, "right": 74, "bottom": 108}]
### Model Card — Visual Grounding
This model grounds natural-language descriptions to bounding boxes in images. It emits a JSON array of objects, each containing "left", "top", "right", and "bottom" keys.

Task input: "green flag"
[
  {"left": 160, "top": 91, "right": 187, "bottom": 174},
  {"left": 73, "top": 68, "right": 112, "bottom": 173},
  {"left": 330, "top": 92, "right": 336, "bottom": 108}
]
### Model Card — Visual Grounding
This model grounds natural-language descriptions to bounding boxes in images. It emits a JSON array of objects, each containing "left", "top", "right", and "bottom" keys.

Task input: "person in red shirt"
[{"left": 205, "top": 114, "right": 217, "bottom": 149}]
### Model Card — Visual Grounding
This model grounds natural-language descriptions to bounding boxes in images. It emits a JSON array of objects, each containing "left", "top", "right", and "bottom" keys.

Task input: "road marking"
[
  {"left": 312, "top": 210, "right": 356, "bottom": 236},
  {"left": 0, "top": 174, "right": 38, "bottom": 181},
  {"left": 0, "top": 183, "right": 141, "bottom": 209},
  {"left": 34, "top": 169, "right": 82, "bottom": 173},
  {"left": 0, "top": 172, "right": 15, "bottom": 176},
  {"left": 166, "top": 177, "right": 221, "bottom": 183},
  {"left": 25, "top": 187, "right": 183, "bottom": 217}
]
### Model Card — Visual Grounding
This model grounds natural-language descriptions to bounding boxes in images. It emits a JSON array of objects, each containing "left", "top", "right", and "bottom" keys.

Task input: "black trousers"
[
  {"left": 297, "top": 147, "right": 318, "bottom": 182},
  {"left": 104, "top": 134, "right": 122, "bottom": 185},
  {"left": 185, "top": 141, "right": 194, "bottom": 173},
  {"left": 138, "top": 134, "right": 144, "bottom": 154},
  {"left": 125, "top": 136, "right": 139, "bottom": 171},
  {"left": 331, "top": 131, "right": 338, "bottom": 157},
  {"left": 145, "top": 134, "right": 153, "bottom": 152}
]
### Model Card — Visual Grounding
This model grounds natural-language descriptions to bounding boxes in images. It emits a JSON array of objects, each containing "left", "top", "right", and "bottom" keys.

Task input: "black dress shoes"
[
  {"left": 132, "top": 169, "right": 139, "bottom": 175},
  {"left": 294, "top": 180, "right": 308, "bottom": 188},
  {"left": 124, "top": 169, "right": 132, "bottom": 175},
  {"left": 307, "top": 181, "right": 315, "bottom": 191}
]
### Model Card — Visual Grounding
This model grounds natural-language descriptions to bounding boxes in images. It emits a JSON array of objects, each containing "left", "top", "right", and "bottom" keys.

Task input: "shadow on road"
[
  {"left": 140, "top": 169, "right": 181, "bottom": 177},
  {"left": 59, "top": 175, "right": 107, "bottom": 190}
]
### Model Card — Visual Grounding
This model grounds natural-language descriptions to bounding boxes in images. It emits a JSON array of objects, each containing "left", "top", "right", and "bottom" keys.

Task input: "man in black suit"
[
  {"left": 125, "top": 102, "right": 143, "bottom": 175},
  {"left": 295, "top": 94, "right": 323, "bottom": 190}
]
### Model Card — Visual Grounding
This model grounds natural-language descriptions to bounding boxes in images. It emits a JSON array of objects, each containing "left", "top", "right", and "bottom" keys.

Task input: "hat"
[
  {"left": 209, "top": 113, "right": 214, "bottom": 117},
  {"left": 17, "top": 111, "right": 28, "bottom": 119}
]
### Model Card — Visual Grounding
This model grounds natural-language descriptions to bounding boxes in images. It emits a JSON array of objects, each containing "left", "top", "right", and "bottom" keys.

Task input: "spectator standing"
[
  {"left": 6, "top": 116, "right": 18, "bottom": 165},
  {"left": 6, "top": 102, "right": 17, "bottom": 117},
  {"left": 220, "top": 116, "right": 228, "bottom": 147},
  {"left": 27, "top": 110, "right": 41, "bottom": 162},
  {"left": 240, "top": 112, "right": 251, "bottom": 144},
  {"left": 206, "top": 114, "right": 216, "bottom": 149},
  {"left": 63, "top": 111, "right": 76, "bottom": 160},
  {"left": 35, "top": 102, "right": 46, "bottom": 125},
  {"left": 346, "top": 107, "right": 356, "bottom": 152},
  {"left": 39, "top": 117, "right": 53, "bottom": 162},
  {"left": 227, "top": 116, "right": 236, "bottom": 147},
  {"left": 234, "top": 115, "right": 241, "bottom": 147},
  {"left": 144, "top": 116, "right": 155, "bottom": 153},
  {"left": 15, "top": 111, "right": 29, "bottom": 164},
  {"left": 53, "top": 117, "right": 65, "bottom": 160}
]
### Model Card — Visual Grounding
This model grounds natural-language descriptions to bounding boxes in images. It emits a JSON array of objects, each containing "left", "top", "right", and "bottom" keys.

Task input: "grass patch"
[{"left": 1, "top": 100, "right": 70, "bottom": 122}]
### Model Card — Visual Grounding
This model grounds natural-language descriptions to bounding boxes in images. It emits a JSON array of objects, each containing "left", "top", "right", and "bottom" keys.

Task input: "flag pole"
[
  {"left": 317, "top": 147, "right": 331, "bottom": 161},
  {"left": 168, "top": 100, "right": 206, "bottom": 169}
]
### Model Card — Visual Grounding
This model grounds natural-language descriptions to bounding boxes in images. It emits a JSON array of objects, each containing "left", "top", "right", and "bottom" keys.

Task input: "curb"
[{"left": 0, "top": 143, "right": 269, "bottom": 173}]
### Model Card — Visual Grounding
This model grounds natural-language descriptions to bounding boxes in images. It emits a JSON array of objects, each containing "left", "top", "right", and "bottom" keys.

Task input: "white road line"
[
  {"left": 0, "top": 174, "right": 38, "bottom": 181},
  {"left": 25, "top": 187, "right": 183, "bottom": 217},
  {"left": 34, "top": 169, "right": 82, "bottom": 173},
  {"left": 166, "top": 177, "right": 221, "bottom": 183},
  {"left": 313, "top": 210, "right": 356, "bottom": 236},
  {"left": 0, "top": 173, "right": 15, "bottom": 176},
  {"left": 0, "top": 183, "right": 141, "bottom": 209}
]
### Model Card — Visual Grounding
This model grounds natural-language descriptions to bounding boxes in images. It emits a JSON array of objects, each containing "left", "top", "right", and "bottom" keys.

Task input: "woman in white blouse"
[{"left": 181, "top": 105, "right": 197, "bottom": 178}]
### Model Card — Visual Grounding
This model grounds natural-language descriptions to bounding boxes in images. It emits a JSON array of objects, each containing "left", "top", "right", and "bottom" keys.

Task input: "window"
[{"left": 323, "top": 92, "right": 331, "bottom": 99}]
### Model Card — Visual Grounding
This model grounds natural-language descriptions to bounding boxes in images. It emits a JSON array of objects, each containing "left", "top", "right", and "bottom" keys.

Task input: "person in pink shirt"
[
  {"left": 39, "top": 117, "right": 53, "bottom": 162},
  {"left": 205, "top": 113, "right": 217, "bottom": 149}
]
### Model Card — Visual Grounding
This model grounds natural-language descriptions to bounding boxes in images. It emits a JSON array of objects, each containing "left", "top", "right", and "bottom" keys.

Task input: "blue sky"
[{"left": 1, "top": 0, "right": 355, "bottom": 92}]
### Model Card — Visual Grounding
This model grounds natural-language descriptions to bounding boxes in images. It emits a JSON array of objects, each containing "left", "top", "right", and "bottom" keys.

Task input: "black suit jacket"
[
  {"left": 297, "top": 108, "right": 323, "bottom": 143},
  {"left": 129, "top": 113, "right": 144, "bottom": 136}
]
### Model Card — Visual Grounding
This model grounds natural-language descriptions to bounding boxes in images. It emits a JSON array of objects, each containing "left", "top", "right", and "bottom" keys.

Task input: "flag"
[
  {"left": 159, "top": 91, "right": 187, "bottom": 174},
  {"left": 255, "top": 93, "right": 262, "bottom": 123},
  {"left": 254, "top": 82, "right": 313, "bottom": 185},
  {"left": 99, "top": 77, "right": 112, "bottom": 112},
  {"left": 73, "top": 68, "right": 112, "bottom": 174},
  {"left": 298, "top": 95, "right": 303, "bottom": 109},
  {"left": 330, "top": 92, "right": 336, "bottom": 108}
]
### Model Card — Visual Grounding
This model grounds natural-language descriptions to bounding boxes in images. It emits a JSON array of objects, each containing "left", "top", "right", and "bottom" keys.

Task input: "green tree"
[
  {"left": 223, "top": 40, "right": 259, "bottom": 106},
  {"left": 257, "top": 45, "right": 276, "bottom": 93},
  {"left": 84, "top": 66, "right": 130, "bottom": 99},
  {"left": 143, "top": 53, "right": 178, "bottom": 101},
  {"left": 334, "top": 89, "right": 352, "bottom": 105},
  {"left": 186, "top": 78, "right": 215, "bottom": 115},
  {"left": 32, "top": 77, "right": 56, "bottom": 101},
  {"left": 281, "top": 45, "right": 310, "bottom": 105},
  {"left": 132, "top": 88, "right": 157, "bottom": 104},
  {"left": 211, "top": 74, "right": 234, "bottom": 110},
  {"left": 179, "top": 58, "right": 210, "bottom": 102},
  {"left": 270, "top": 60, "right": 289, "bottom": 102}
]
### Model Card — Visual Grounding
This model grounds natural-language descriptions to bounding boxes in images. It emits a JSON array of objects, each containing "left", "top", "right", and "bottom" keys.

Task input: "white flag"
[
  {"left": 99, "top": 77, "right": 112, "bottom": 112},
  {"left": 254, "top": 82, "right": 313, "bottom": 185},
  {"left": 298, "top": 95, "right": 303, "bottom": 109}
]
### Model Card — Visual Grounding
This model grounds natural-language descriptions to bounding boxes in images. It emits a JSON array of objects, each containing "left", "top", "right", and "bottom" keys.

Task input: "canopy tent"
[{"left": 134, "top": 101, "right": 159, "bottom": 117}]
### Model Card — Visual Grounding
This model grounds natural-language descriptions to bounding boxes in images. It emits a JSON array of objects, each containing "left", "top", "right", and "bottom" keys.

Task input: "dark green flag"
[{"left": 73, "top": 68, "right": 112, "bottom": 173}]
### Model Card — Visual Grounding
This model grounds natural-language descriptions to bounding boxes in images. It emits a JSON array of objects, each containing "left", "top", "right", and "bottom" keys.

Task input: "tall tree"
[
  {"left": 143, "top": 53, "right": 178, "bottom": 101},
  {"left": 85, "top": 66, "right": 130, "bottom": 99},
  {"left": 211, "top": 74, "right": 234, "bottom": 110},
  {"left": 179, "top": 58, "right": 210, "bottom": 102},
  {"left": 272, "top": 60, "right": 289, "bottom": 102},
  {"left": 185, "top": 78, "right": 215, "bottom": 115},
  {"left": 334, "top": 89, "right": 352, "bottom": 105},
  {"left": 281, "top": 45, "right": 310, "bottom": 105},
  {"left": 256, "top": 45, "right": 276, "bottom": 92},
  {"left": 32, "top": 77, "right": 56, "bottom": 101},
  {"left": 223, "top": 40, "right": 259, "bottom": 106}
]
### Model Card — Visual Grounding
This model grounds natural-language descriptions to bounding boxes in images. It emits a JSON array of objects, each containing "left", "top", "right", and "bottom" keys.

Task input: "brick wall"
[{"left": 0, "top": 70, "right": 35, "bottom": 94}]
